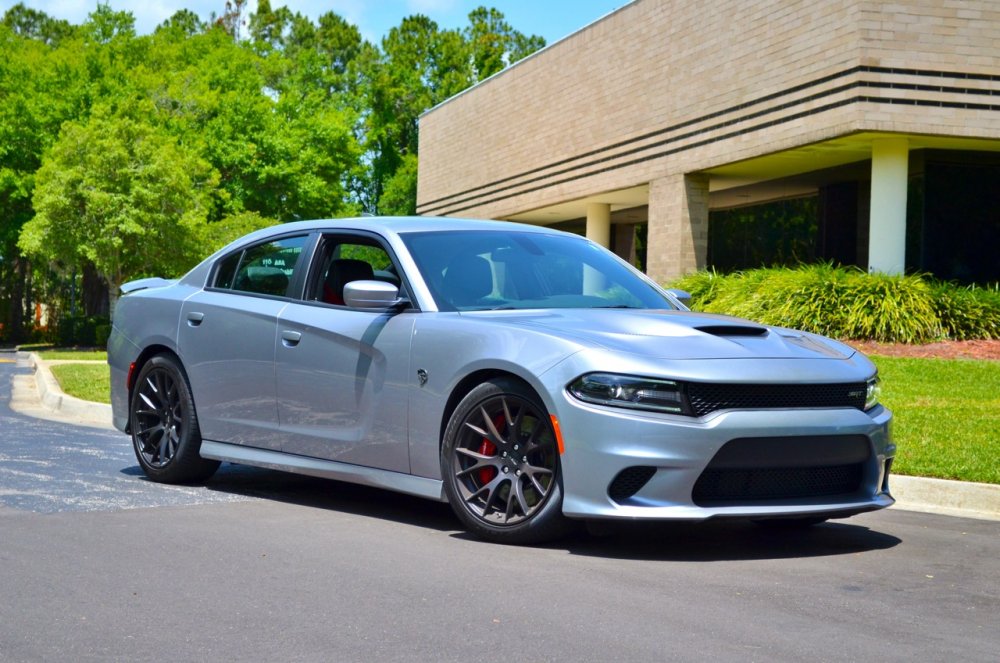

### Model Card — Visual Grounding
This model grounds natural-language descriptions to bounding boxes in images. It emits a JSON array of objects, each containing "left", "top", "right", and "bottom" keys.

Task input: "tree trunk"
[
  {"left": 82, "top": 262, "right": 110, "bottom": 317},
  {"left": 6, "top": 256, "right": 27, "bottom": 343},
  {"left": 108, "top": 281, "right": 119, "bottom": 317}
]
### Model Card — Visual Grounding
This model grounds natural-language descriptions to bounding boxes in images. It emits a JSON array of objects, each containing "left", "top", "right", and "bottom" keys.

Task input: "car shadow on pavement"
[
  {"left": 550, "top": 518, "right": 902, "bottom": 562},
  {"left": 190, "top": 462, "right": 461, "bottom": 532},
  {"left": 124, "top": 463, "right": 901, "bottom": 560}
]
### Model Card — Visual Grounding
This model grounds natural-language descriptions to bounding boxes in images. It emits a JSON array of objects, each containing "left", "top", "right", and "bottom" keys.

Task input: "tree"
[
  {"left": 378, "top": 153, "right": 418, "bottom": 216},
  {"left": 360, "top": 8, "right": 544, "bottom": 214},
  {"left": 2, "top": 2, "right": 76, "bottom": 45},
  {"left": 20, "top": 114, "right": 215, "bottom": 308},
  {"left": 83, "top": 2, "right": 135, "bottom": 44},
  {"left": 465, "top": 6, "right": 546, "bottom": 80},
  {"left": 0, "top": 17, "right": 89, "bottom": 339},
  {"left": 156, "top": 10, "right": 207, "bottom": 38}
]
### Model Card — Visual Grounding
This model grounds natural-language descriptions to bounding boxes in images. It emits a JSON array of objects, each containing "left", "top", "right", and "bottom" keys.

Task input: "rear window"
[{"left": 213, "top": 236, "right": 308, "bottom": 297}]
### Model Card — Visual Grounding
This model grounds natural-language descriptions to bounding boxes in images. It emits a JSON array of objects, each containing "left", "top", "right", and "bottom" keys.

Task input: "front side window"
[
  {"left": 213, "top": 235, "right": 308, "bottom": 297},
  {"left": 401, "top": 230, "right": 675, "bottom": 312},
  {"left": 310, "top": 236, "right": 404, "bottom": 306}
]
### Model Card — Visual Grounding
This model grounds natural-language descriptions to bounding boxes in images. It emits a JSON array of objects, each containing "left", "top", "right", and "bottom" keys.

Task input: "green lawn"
[
  {"left": 872, "top": 356, "right": 999, "bottom": 485},
  {"left": 43, "top": 353, "right": 999, "bottom": 485},
  {"left": 49, "top": 363, "right": 110, "bottom": 404},
  {"left": 38, "top": 348, "right": 108, "bottom": 361}
]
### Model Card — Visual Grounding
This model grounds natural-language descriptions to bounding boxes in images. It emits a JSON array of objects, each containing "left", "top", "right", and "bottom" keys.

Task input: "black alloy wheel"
[
  {"left": 442, "top": 378, "right": 571, "bottom": 544},
  {"left": 130, "top": 354, "right": 219, "bottom": 483}
]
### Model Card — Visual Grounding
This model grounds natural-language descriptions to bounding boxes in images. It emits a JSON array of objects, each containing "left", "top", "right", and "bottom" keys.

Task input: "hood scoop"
[{"left": 694, "top": 324, "right": 768, "bottom": 337}]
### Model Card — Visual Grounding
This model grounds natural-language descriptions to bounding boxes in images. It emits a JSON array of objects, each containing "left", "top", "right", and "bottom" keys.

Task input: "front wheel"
[
  {"left": 441, "top": 378, "right": 572, "bottom": 544},
  {"left": 130, "top": 354, "right": 219, "bottom": 484}
]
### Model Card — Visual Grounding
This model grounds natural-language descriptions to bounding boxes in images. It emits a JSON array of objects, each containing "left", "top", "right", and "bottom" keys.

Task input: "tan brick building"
[{"left": 417, "top": 0, "right": 1000, "bottom": 284}]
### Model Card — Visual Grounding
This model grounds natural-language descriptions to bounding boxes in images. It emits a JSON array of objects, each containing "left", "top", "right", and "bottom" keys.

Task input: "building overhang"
[{"left": 502, "top": 132, "right": 1000, "bottom": 223}]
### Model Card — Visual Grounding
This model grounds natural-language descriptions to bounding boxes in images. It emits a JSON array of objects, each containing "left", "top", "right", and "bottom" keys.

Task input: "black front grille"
[
  {"left": 691, "top": 435, "right": 870, "bottom": 505},
  {"left": 685, "top": 382, "right": 867, "bottom": 417},
  {"left": 608, "top": 466, "right": 657, "bottom": 503},
  {"left": 693, "top": 464, "right": 864, "bottom": 504}
]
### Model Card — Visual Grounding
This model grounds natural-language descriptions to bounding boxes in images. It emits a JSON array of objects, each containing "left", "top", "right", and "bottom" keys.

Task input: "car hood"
[{"left": 464, "top": 309, "right": 855, "bottom": 360}]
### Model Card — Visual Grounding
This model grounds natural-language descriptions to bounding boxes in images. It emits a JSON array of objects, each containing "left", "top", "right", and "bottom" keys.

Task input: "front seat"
[
  {"left": 323, "top": 259, "right": 374, "bottom": 305},
  {"left": 442, "top": 254, "right": 493, "bottom": 308}
]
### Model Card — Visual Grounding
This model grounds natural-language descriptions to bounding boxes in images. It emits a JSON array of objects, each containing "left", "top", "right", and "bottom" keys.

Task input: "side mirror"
[
  {"left": 343, "top": 280, "right": 408, "bottom": 310},
  {"left": 666, "top": 288, "right": 692, "bottom": 308}
]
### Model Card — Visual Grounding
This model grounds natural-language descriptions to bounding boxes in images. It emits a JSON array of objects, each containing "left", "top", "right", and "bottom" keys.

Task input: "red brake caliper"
[{"left": 477, "top": 414, "right": 505, "bottom": 485}]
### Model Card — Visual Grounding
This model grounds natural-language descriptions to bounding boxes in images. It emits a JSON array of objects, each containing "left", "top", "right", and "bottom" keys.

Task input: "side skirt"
[{"left": 200, "top": 440, "right": 447, "bottom": 502}]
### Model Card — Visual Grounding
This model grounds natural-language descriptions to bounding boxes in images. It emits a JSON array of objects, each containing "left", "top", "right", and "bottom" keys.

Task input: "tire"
[
  {"left": 751, "top": 517, "right": 828, "bottom": 530},
  {"left": 129, "top": 354, "right": 220, "bottom": 484},
  {"left": 441, "top": 377, "right": 572, "bottom": 545}
]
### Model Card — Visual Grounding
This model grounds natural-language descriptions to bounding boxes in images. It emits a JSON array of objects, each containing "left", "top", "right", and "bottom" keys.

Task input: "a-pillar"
[
  {"left": 645, "top": 173, "right": 709, "bottom": 284},
  {"left": 868, "top": 138, "right": 908, "bottom": 274},
  {"left": 586, "top": 203, "right": 611, "bottom": 248}
]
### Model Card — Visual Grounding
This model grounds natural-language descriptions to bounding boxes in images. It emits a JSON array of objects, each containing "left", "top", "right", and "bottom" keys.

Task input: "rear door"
[{"left": 179, "top": 234, "right": 310, "bottom": 449}]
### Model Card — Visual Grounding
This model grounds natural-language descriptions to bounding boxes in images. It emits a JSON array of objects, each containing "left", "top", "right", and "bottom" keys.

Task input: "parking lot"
[{"left": 2, "top": 358, "right": 998, "bottom": 662}]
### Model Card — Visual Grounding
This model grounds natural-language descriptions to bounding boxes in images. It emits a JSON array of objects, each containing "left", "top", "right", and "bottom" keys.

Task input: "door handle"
[
  {"left": 280, "top": 330, "right": 302, "bottom": 347},
  {"left": 186, "top": 312, "right": 204, "bottom": 327}
]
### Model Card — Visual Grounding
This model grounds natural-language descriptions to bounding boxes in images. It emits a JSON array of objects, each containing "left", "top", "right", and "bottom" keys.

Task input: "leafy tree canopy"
[{"left": 0, "top": 1, "right": 545, "bottom": 339}]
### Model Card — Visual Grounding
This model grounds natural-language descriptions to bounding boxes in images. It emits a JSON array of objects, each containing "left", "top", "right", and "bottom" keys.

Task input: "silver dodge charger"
[{"left": 109, "top": 217, "right": 894, "bottom": 543}]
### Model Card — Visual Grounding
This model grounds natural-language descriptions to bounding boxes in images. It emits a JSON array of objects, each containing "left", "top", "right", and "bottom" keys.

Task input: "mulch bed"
[{"left": 847, "top": 339, "right": 1000, "bottom": 361}]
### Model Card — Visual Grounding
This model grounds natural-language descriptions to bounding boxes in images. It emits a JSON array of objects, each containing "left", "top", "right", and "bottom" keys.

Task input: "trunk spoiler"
[{"left": 120, "top": 277, "right": 177, "bottom": 295}]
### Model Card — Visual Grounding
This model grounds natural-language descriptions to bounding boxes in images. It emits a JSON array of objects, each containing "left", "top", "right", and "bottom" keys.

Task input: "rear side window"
[
  {"left": 214, "top": 252, "right": 241, "bottom": 289},
  {"left": 213, "top": 235, "right": 308, "bottom": 297}
]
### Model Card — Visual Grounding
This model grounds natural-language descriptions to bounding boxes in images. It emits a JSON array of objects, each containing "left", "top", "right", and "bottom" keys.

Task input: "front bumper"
[{"left": 553, "top": 393, "right": 894, "bottom": 521}]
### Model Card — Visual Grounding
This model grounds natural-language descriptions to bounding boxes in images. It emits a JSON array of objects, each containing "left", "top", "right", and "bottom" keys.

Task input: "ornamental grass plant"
[{"left": 669, "top": 264, "right": 998, "bottom": 343}]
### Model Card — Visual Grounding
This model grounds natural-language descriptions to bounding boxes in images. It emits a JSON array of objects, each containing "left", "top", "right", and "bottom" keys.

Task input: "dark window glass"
[
  {"left": 401, "top": 230, "right": 674, "bottom": 312},
  {"left": 231, "top": 236, "right": 308, "bottom": 297},
  {"left": 312, "top": 238, "right": 401, "bottom": 305},
  {"left": 707, "top": 197, "right": 818, "bottom": 272},
  {"left": 214, "top": 252, "right": 242, "bottom": 289}
]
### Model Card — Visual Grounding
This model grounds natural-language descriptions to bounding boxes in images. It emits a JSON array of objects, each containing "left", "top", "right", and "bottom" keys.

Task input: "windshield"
[{"left": 401, "top": 229, "right": 675, "bottom": 312}]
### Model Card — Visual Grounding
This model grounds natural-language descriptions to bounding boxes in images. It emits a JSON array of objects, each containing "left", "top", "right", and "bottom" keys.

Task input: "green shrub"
[
  {"left": 930, "top": 283, "right": 1000, "bottom": 340},
  {"left": 667, "top": 265, "right": 998, "bottom": 343},
  {"left": 55, "top": 315, "right": 111, "bottom": 347},
  {"left": 94, "top": 323, "right": 112, "bottom": 348}
]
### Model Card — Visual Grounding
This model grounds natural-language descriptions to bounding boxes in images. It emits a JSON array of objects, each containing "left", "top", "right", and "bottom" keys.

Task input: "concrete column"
[
  {"left": 868, "top": 138, "right": 909, "bottom": 274},
  {"left": 583, "top": 203, "right": 611, "bottom": 293},
  {"left": 586, "top": 203, "right": 611, "bottom": 248},
  {"left": 646, "top": 173, "right": 710, "bottom": 284}
]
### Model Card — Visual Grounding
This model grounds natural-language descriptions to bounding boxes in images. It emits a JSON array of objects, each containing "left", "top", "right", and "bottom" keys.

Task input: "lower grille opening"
[
  {"left": 693, "top": 464, "right": 864, "bottom": 505},
  {"left": 609, "top": 466, "right": 657, "bottom": 503},
  {"left": 691, "top": 435, "right": 871, "bottom": 506}
]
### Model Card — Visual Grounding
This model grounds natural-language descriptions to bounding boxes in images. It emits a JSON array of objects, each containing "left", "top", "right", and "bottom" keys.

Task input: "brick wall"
[{"left": 418, "top": 0, "right": 1000, "bottom": 221}]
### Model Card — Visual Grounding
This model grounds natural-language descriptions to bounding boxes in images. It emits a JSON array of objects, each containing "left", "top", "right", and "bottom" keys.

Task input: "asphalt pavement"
[{"left": 2, "top": 353, "right": 999, "bottom": 662}]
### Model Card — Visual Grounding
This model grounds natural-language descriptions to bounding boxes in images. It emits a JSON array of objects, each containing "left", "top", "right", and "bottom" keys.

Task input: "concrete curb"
[
  {"left": 890, "top": 475, "right": 1000, "bottom": 521},
  {"left": 10, "top": 352, "right": 1000, "bottom": 521},
  {"left": 26, "top": 352, "right": 114, "bottom": 429}
]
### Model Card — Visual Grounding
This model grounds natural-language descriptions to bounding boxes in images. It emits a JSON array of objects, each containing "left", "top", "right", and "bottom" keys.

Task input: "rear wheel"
[
  {"left": 130, "top": 354, "right": 219, "bottom": 483},
  {"left": 442, "top": 378, "right": 571, "bottom": 544}
]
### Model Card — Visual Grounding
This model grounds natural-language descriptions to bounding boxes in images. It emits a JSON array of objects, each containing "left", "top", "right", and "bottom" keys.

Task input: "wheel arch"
[
  {"left": 438, "top": 369, "right": 543, "bottom": 451},
  {"left": 125, "top": 344, "right": 183, "bottom": 432}
]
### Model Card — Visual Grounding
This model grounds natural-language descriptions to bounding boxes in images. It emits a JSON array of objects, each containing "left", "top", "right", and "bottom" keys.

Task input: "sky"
[{"left": 1, "top": 1, "right": 633, "bottom": 46}]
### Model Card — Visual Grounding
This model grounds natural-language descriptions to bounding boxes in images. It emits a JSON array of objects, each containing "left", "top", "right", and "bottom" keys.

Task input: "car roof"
[
  {"left": 178, "top": 216, "right": 580, "bottom": 290},
  {"left": 263, "top": 216, "right": 569, "bottom": 239}
]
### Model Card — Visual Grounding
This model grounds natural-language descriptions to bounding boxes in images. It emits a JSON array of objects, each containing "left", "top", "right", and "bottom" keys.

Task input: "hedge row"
[{"left": 667, "top": 264, "right": 1000, "bottom": 343}]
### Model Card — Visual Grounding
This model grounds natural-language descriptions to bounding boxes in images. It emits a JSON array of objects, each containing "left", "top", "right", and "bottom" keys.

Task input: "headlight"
[
  {"left": 865, "top": 376, "right": 881, "bottom": 411},
  {"left": 568, "top": 373, "right": 686, "bottom": 414}
]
